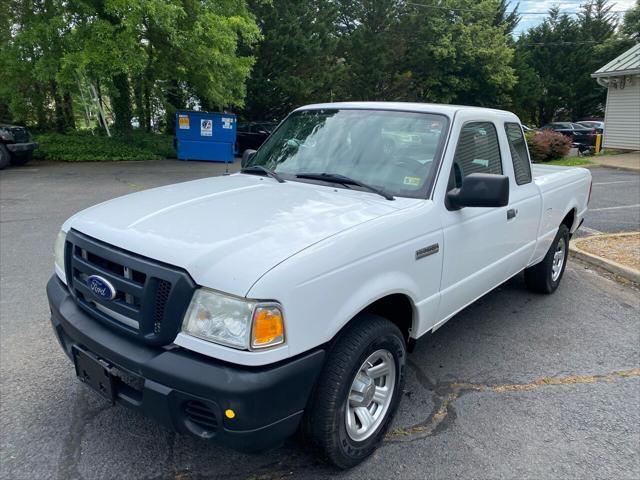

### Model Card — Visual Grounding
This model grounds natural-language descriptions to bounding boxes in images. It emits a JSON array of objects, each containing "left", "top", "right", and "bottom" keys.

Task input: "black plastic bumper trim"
[
  {"left": 47, "top": 275, "right": 325, "bottom": 451},
  {"left": 6, "top": 142, "right": 37, "bottom": 152}
]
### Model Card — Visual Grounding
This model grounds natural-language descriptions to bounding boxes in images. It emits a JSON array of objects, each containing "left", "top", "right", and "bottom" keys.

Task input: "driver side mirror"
[
  {"left": 446, "top": 173, "right": 509, "bottom": 210},
  {"left": 241, "top": 149, "right": 257, "bottom": 168}
]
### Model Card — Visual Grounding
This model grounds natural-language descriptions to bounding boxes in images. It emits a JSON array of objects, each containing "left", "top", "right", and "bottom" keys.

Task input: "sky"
[{"left": 511, "top": 0, "right": 637, "bottom": 37}]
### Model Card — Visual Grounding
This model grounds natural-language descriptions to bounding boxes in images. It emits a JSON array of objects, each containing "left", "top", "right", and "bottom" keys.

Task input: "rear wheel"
[
  {"left": 525, "top": 224, "right": 570, "bottom": 293},
  {"left": 303, "top": 314, "right": 406, "bottom": 469},
  {"left": 9, "top": 150, "right": 32, "bottom": 166},
  {"left": 0, "top": 144, "right": 10, "bottom": 169}
]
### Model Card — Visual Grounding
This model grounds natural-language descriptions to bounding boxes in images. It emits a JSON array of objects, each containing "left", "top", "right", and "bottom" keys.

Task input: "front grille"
[
  {"left": 153, "top": 279, "right": 172, "bottom": 334},
  {"left": 184, "top": 400, "right": 219, "bottom": 434},
  {"left": 65, "top": 229, "right": 196, "bottom": 346}
]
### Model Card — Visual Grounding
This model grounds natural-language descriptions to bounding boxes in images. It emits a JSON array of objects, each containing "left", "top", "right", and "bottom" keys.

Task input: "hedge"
[
  {"left": 32, "top": 131, "right": 175, "bottom": 162},
  {"left": 525, "top": 130, "right": 571, "bottom": 163}
]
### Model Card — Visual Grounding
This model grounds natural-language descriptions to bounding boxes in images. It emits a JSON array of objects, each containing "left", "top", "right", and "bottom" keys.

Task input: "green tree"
[
  {"left": 335, "top": 0, "right": 407, "bottom": 101},
  {"left": 513, "top": 1, "right": 630, "bottom": 124},
  {"left": 494, "top": 0, "right": 521, "bottom": 35},
  {"left": 62, "top": 0, "right": 258, "bottom": 133},
  {"left": 622, "top": 0, "right": 640, "bottom": 37},
  {"left": 399, "top": 0, "right": 516, "bottom": 107},
  {"left": 510, "top": 48, "right": 543, "bottom": 125},
  {"left": 243, "top": 0, "right": 340, "bottom": 120},
  {"left": 0, "top": 0, "right": 75, "bottom": 130},
  {"left": 2, "top": 0, "right": 259, "bottom": 133},
  {"left": 572, "top": 0, "right": 630, "bottom": 119}
]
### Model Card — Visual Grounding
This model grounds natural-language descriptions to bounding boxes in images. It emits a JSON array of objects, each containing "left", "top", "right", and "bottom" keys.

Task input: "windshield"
[{"left": 245, "top": 109, "right": 449, "bottom": 198}]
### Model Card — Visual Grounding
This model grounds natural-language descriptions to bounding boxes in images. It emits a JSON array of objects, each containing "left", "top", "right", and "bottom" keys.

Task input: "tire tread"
[
  {"left": 304, "top": 314, "right": 405, "bottom": 468},
  {"left": 525, "top": 224, "right": 570, "bottom": 294}
]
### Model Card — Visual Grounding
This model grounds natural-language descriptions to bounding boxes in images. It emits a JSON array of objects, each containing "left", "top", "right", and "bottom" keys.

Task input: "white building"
[{"left": 591, "top": 43, "right": 640, "bottom": 151}]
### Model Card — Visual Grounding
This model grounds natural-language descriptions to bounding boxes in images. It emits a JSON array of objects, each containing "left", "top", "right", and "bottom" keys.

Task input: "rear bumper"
[
  {"left": 47, "top": 275, "right": 325, "bottom": 451},
  {"left": 6, "top": 141, "right": 37, "bottom": 153}
]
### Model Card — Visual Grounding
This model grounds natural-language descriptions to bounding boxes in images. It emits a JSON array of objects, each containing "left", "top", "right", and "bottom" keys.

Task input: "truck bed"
[{"left": 530, "top": 163, "right": 592, "bottom": 265}]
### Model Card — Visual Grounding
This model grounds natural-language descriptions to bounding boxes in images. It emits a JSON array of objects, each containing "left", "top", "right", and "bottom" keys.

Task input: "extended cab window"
[
  {"left": 504, "top": 123, "right": 532, "bottom": 185},
  {"left": 448, "top": 122, "right": 502, "bottom": 189}
]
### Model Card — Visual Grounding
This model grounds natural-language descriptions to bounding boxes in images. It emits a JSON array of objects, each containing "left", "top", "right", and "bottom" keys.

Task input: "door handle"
[{"left": 507, "top": 208, "right": 518, "bottom": 220}]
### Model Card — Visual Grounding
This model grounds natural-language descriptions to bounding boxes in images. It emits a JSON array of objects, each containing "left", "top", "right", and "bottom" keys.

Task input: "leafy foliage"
[
  {"left": 512, "top": 1, "right": 635, "bottom": 125},
  {"left": 243, "top": 0, "right": 341, "bottom": 120},
  {"left": 1, "top": 0, "right": 638, "bottom": 157},
  {"left": 243, "top": 0, "right": 518, "bottom": 118},
  {"left": 1, "top": 0, "right": 260, "bottom": 133},
  {"left": 32, "top": 131, "right": 175, "bottom": 161},
  {"left": 526, "top": 130, "right": 572, "bottom": 162},
  {"left": 622, "top": 0, "right": 640, "bottom": 37}
]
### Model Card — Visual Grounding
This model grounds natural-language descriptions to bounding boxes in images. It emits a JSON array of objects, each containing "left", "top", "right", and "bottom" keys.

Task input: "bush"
[
  {"left": 525, "top": 130, "right": 571, "bottom": 163},
  {"left": 32, "top": 131, "right": 176, "bottom": 162}
]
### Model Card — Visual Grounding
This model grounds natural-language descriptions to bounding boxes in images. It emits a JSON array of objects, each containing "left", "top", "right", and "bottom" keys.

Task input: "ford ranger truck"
[{"left": 47, "top": 102, "right": 592, "bottom": 468}]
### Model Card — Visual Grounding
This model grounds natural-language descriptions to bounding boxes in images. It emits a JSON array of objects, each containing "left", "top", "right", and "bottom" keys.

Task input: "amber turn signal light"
[{"left": 251, "top": 305, "right": 284, "bottom": 348}]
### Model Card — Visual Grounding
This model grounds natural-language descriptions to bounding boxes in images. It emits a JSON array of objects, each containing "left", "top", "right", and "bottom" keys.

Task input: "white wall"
[{"left": 603, "top": 75, "right": 640, "bottom": 151}]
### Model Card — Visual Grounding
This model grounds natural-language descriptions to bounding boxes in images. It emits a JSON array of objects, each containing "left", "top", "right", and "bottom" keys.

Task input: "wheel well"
[
  {"left": 562, "top": 208, "right": 576, "bottom": 232},
  {"left": 361, "top": 294, "right": 414, "bottom": 342}
]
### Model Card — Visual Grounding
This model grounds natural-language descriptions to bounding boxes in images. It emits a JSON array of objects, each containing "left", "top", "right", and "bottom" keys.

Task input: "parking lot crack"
[{"left": 386, "top": 367, "right": 640, "bottom": 443}]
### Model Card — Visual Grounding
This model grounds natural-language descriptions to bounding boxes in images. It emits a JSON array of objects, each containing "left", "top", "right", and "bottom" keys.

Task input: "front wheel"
[
  {"left": 525, "top": 224, "right": 570, "bottom": 293},
  {"left": 303, "top": 314, "right": 406, "bottom": 469}
]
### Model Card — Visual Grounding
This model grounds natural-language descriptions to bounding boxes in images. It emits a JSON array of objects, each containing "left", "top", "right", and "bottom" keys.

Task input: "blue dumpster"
[{"left": 175, "top": 110, "right": 237, "bottom": 162}]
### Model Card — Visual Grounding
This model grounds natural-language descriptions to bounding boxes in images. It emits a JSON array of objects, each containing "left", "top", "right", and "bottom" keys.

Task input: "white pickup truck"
[{"left": 47, "top": 102, "right": 592, "bottom": 468}]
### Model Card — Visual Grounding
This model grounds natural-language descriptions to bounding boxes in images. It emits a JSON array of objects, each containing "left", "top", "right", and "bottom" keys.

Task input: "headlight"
[
  {"left": 54, "top": 230, "right": 67, "bottom": 280},
  {"left": 181, "top": 289, "right": 285, "bottom": 350},
  {"left": 0, "top": 129, "right": 14, "bottom": 142}
]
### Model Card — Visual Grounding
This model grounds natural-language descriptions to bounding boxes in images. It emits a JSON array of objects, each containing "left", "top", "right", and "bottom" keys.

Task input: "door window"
[
  {"left": 448, "top": 122, "right": 502, "bottom": 190},
  {"left": 504, "top": 123, "right": 532, "bottom": 185}
]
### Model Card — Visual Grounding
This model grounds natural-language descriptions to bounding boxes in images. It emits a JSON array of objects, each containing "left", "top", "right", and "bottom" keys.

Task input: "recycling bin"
[{"left": 175, "top": 110, "right": 237, "bottom": 162}]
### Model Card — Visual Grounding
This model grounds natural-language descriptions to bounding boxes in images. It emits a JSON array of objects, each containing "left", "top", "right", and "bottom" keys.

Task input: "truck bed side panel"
[{"left": 529, "top": 165, "right": 591, "bottom": 266}]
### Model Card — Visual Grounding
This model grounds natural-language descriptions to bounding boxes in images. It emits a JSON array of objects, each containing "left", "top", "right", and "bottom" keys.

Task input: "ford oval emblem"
[{"left": 86, "top": 275, "right": 117, "bottom": 300}]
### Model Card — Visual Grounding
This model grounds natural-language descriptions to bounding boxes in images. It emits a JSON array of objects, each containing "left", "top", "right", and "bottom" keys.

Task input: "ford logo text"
[{"left": 86, "top": 275, "right": 117, "bottom": 300}]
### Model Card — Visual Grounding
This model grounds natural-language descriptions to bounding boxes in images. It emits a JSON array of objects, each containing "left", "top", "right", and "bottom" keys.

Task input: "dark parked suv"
[{"left": 0, "top": 123, "right": 38, "bottom": 169}]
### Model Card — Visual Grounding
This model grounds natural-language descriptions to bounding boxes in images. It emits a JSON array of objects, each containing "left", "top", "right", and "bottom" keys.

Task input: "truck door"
[
  {"left": 434, "top": 115, "right": 519, "bottom": 326},
  {"left": 500, "top": 122, "right": 542, "bottom": 278}
]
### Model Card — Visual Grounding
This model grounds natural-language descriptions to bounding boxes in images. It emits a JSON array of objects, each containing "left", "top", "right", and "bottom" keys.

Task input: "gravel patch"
[{"left": 575, "top": 232, "right": 640, "bottom": 270}]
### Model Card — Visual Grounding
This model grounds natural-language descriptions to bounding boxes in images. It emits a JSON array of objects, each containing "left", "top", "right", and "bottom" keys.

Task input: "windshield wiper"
[
  {"left": 241, "top": 165, "right": 285, "bottom": 183},
  {"left": 295, "top": 172, "right": 394, "bottom": 201}
]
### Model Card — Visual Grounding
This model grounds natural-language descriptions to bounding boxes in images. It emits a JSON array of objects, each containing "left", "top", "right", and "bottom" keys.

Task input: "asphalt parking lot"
[
  {"left": 1, "top": 160, "right": 639, "bottom": 480},
  {"left": 578, "top": 167, "right": 640, "bottom": 236}
]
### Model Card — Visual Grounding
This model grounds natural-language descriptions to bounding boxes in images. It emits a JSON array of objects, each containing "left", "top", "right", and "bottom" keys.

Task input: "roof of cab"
[{"left": 295, "top": 101, "right": 518, "bottom": 119}]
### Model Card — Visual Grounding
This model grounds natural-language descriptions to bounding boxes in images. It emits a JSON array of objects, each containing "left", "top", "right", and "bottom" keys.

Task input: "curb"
[
  {"left": 584, "top": 163, "right": 640, "bottom": 172},
  {"left": 570, "top": 233, "right": 640, "bottom": 283}
]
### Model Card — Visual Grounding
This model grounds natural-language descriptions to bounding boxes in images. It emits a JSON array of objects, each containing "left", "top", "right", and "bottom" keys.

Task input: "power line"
[
  {"left": 521, "top": 39, "right": 635, "bottom": 46},
  {"left": 405, "top": 1, "right": 631, "bottom": 16}
]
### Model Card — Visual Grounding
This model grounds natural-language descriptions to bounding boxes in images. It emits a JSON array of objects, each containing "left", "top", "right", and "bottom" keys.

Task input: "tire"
[
  {"left": 303, "top": 313, "right": 406, "bottom": 469},
  {"left": 0, "top": 144, "right": 10, "bottom": 170},
  {"left": 9, "top": 150, "right": 32, "bottom": 166},
  {"left": 525, "top": 224, "right": 570, "bottom": 294}
]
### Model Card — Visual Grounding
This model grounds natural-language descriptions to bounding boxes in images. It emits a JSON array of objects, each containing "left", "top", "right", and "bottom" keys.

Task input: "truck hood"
[{"left": 65, "top": 173, "right": 409, "bottom": 296}]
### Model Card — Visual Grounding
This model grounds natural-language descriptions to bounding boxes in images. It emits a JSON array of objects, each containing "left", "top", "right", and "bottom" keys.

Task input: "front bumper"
[
  {"left": 6, "top": 141, "right": 38, "bottom": 153},
  {"left": 47, "top": 275, "right": 325, "bottom": 451}
]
